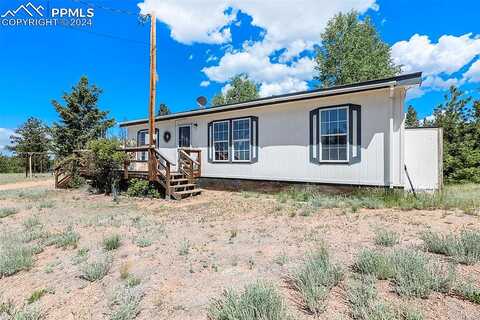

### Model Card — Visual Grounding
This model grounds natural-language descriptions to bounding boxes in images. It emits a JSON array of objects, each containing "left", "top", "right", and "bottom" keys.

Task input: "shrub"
[
  {"left": 354, "top": 249, "right": 395, "bottom": 280},
  {"left": 86, "top": 138, "right": 127, "bottom": 194},
  {"left": 421, "top": 230, "right": 480, "bottom": 265},
  {"left": 110, "top": 287, "right": 143, "bottom": 320},
  {"left": 0, "top": 207, "right": 18, "bottom": 218},
  {"left": 390, "top": 249, "right": 455, "bottom": 298},
  {"left": 23, "top": 216, "right": 41, "bottom": 229},
  {"left": 179, "top": 239, "right": 190, "bottom": 256},
  {"left": 347, "top": 276, "right": 397, "bottom": 320},
  {"left": 48, "top": 227, "right": 80, "bottom": 249},
  {"left": 126, "top": 179, "right": 160, "bottom": 198},
  {"left": 134, "top": 236, "right": 152, "bottom": 248},
  {"left": 0, "top": 240, "right": 35, "bottom": 277},
  {"left": 454, "top": 281, "right": 480, "bottom": 304},
  {"left": 207, "top": 281, "right": 291, "bottom": 320},
  {"left": 103, "top": 234, "right": 121, "bottom": 251},
  {"left": 374, "top": 228, "right": 399, "bottom": 247},
  {"left": 289, "top": 246, "right": 343, "bottom": 314},
  {"left": 80, "top": 255, "right": 112, "bottom": 282}
]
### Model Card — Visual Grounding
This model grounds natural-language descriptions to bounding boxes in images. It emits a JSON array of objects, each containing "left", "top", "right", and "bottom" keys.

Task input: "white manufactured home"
[{"left": 119, "top": 72, "right": 442, "bottom": 194}]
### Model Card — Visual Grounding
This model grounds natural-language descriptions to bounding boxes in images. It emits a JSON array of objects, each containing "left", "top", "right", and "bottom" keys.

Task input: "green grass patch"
[
  {"left": 289, "top": 245, "right": 343, "bottom": 314},
  {"left": 354, "top": 249, "right": 395, "bottom": 280},
  {"left": 454, "top": 281, "right": 480, "bottom": 304},
  {"left": 80, "top": 255, "right": 112, "bottom": 282},
  {"left": 207, "top": 281, "right": 291, "bottom": 320},
  {"left": 421, "top": 230, "right": 480, "bottom": 265},
  {"left": 27, "top": 288, "right": 51, "bottom": 304},
  {"left": 47, "top": 227, "right": 80, "bottom": 249},
  {"left": 103, "top": 234, "right": 121, "bottom": 251},
  {"left": 274, "top": 184, "right": 480, "bottom": 213},
  {"left": 354, "top": 249, "right": 456, "bottom": 298},
  {"left": 0, "top": 237, "right": 36, "bottom": 277},
  {"left": 0, "top": 207, "right": 18, "bottom": 218},
  {"left": 374, "top": 228, "right": 399, "bottom": 247},
  {"left": 110, "top": 287, "right": 143, "bottom": 320},
  {"left": 348, "top": 276, "right": 398, "bottom": 320}
]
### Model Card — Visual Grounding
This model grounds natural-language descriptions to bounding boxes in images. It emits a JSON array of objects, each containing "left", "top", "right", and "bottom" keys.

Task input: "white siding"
[
  {"left": 404, "top": 128, "right": 442, "bottom": 191},
  {"left": 125, "top": 87, "right": 405, "bottom": 187}
]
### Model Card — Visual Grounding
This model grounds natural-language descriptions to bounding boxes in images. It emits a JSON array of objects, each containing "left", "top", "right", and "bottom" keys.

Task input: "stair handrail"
[{"left": 178, "top": 148, "right": 201, "bottom": 181}]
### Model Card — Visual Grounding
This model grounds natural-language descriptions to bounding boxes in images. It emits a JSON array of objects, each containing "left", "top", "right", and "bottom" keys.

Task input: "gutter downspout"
[{"left": 388, "top": 85, "right": 395, "bottom": 188}]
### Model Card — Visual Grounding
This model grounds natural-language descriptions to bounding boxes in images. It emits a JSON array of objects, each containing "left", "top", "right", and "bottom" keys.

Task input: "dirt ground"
[{"left": 0, "top": 182, "right": 479, "bottom": 320}]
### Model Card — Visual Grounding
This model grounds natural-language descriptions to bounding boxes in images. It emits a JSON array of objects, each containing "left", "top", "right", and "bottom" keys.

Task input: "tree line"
[{"left": 2, "top": 10, "right": 478, "bottom": 183}]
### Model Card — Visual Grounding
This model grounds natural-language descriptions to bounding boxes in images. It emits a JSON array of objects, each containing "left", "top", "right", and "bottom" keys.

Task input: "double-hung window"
[
  {"left": 213, "top": 121, "right": 229, "bottom": 161},
  {"left": 310, "top": 104, "right": 361, "bottom": 164},
  {"left": 232, "top": 118, "right": 251, "bottom": 161},
  {"left": 208, "top": 117, "right": 258, "bottom": 163},
  {"left": 320, "top": 107, "right": 348, "bottom": 162}
]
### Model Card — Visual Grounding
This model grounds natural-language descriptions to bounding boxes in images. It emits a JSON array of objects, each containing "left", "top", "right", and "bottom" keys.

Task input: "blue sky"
[{"left": 1, "top": 0, "right": 480, "bottom": 152}]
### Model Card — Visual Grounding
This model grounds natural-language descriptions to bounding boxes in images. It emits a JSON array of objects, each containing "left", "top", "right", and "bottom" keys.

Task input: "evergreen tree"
[
  {"left": 430, "top": 86, "right": 480, "bottom": 183},
  {"left": 51, "top": 76, "right": 115, "bottom": 157},
  {"left": 315, "top": 11, "right": 401, "bottom": 87},
  {"left": 212, "top": 74, "right": 259, "bottom": 106},
  {"left": 7, "top": 117, "right": 51, "bottom": 172},
  {"left": 405, "top": 105, "right": 420, "bottom": 127}
]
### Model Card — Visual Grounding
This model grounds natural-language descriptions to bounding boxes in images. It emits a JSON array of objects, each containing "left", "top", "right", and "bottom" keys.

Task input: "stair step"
[
  {"left": 173, "top": 188, "right": 202, "bottom": 196},
  {"left": 170, "top": 183, "right": 196, "bottom": 190},
  {"left": 170, "top": 178, "right": 189, "bottom": 183}
]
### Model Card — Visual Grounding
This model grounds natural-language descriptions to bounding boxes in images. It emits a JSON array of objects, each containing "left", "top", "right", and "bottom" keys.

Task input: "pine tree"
[
  {"left": 405, "top": 105, "right": 420, "bottom": 127},
  {"left": 51, "top": 76, "right": 115, "bottom": 157},
  {"left": 212, "top": 74, "right": 259, "bottom": 106},
  {"left": 315, "top": 11, "right": 401, "bottom": 87},
  {"left": 7, "top": 117, "right": 51, "bottom": 173}
]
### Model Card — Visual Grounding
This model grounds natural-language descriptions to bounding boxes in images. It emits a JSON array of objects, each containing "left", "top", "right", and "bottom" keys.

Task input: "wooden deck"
[{"left": 54, "top": 147, "right": 203, "bottom": 200}]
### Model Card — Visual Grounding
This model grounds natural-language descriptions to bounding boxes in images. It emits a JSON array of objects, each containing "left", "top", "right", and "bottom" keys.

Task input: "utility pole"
[{"left": 148, "top": 13, "right": 157, "bottom": 181}]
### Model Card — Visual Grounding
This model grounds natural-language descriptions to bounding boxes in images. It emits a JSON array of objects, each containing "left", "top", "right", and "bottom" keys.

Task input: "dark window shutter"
[
  {"left": 309, "top": 109, "right": 319, "bottom": 163},
  {"left": 349, "top": 105, "right": 361, "bottom": 164},
  {"left": 250, "top": 116, "right": 259, "bottom": 163},
  {"left": 207, "top": 122, "right": 213, "bottom": 163}
]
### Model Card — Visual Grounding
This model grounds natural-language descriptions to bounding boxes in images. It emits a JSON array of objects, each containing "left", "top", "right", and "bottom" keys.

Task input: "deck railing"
[{"left": 178, "top": 148, "right": 201, "bottom": 183}]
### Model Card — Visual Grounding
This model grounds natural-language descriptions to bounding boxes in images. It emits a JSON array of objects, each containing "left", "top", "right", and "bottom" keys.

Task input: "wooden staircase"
[
  {"left": 122, "top": 147, "right": 202, "bottom": 200},
  {"left": 54, "top": 147, "right": 203, "bottom": 200}
]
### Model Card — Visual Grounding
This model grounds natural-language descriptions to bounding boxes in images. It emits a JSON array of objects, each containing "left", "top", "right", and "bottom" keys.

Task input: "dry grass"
[{"left": 0, "top": 185, "right": 478, "bottom": 319}]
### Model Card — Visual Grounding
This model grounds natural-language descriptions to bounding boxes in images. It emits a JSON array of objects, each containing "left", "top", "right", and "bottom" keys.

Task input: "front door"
[{"left": 178, "top": 125, "right": 191, "bottom": 148}]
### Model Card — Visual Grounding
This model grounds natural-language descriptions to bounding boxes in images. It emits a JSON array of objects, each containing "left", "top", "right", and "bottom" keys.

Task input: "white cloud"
[
  {"left": 392, "top": 33, "right": 480, "bottom": 95},
  {"left": 422, "top": 75, "right": 461, "bottom": 90},
  {"left": 138, "top": 0, "right": 236, "bottom": 45},
  {"left": 406, "top": 87, "right": 425, "bottom": 100},
  {"left": 0, "top": 128, "right": 14, "bottom": 152},
  {"left": 188, "top": 54, "right": 194, "bottom": 60},
  {"left": 200, "top": 80, "right": 210, "bottom": 87},
  {"left": 463, "top": 59, "right": 480, "bottom": 83},
  {"left": 138, "top": 0, "right": 378, "bottom": 96},
  {"left": 392, "top": 33, "right": 480, "bottom": 76}
]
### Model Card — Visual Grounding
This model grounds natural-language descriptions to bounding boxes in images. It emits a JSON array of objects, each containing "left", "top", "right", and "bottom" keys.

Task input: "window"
[
  {"left": 320, "top": 107, "right": 348, "bottom": 162},
  {"left": 213, "top": 121, "right": 229, "bottom": 161},
  {"left": 208, "top": 116, "right": 258, "bottom": 163},
  {"left": 310, "top": 105, "right": 361, "bottom": 164},
  {"left": 232, "top": 118, "right": 251, "bottom": 161},
  {"left": 137, "top": 129, "right": 159, "bottom": 161}
]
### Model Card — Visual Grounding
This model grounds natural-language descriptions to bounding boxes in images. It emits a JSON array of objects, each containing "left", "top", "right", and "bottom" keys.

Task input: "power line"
[
  {"left": 66, "top": 0, "right": 140, "bottom": 17},
  {"left": 59, "top": 24, "right": 148, "bottom": 46}
]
